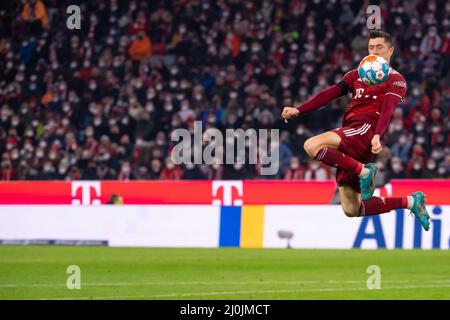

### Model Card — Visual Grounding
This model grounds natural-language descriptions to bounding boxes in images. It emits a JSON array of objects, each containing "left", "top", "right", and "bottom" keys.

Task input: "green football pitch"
[{"left": 0, "top": 246, "right": 449, "bottom": 300}]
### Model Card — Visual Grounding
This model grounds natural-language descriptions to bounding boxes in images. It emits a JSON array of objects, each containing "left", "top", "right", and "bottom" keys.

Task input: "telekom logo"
[
  {"left": 212, "top": 181, "right": 243, "bottom": 206},
  {"left": 71, "top": 181, "right": 101, "bottom": 205}
]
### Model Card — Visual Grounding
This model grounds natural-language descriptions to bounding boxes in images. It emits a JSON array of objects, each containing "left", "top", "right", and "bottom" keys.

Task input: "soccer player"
[{"left": 281, "top": 30, "right": 430, "bottom": 231}]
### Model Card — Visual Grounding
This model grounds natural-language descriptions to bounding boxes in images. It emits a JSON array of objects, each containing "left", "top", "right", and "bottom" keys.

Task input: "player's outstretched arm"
[{"left": 281, "top": 83, "right": 347, "bottom": 122}]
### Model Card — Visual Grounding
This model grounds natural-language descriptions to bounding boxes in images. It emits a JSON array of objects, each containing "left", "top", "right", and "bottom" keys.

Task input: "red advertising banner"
[{"left": 0, "top": 180, "right": 448, "bottom": 205}]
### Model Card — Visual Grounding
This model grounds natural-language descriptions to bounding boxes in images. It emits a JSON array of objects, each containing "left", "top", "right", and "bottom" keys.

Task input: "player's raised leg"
[
  {"left": 338, "top": 185, "right": 430, "bottom": 231},
  {"left": 303, "top": 131, "right": 377, "bottom": 200}
]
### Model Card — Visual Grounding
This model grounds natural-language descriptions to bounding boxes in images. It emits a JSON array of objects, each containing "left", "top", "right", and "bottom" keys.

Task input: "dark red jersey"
[
  {"left": 340, "top": 68, "right": 407, "bottom": 127},
  {"left": 296, "top": 66, "right": 407, "bottom": 137}
]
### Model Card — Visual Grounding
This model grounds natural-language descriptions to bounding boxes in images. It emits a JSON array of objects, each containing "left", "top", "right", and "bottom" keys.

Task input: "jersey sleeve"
[
  {"left": 374, "top": 94, "right": 402, "bottom": 136},
  {"left": 336, "top": 69, "right": 359, "bottom": 94},
  {"left": 385, "top": 73, "right": 407, "bottom": 102},
  {"left": 296, "top": 85, "right": 343, "bottom": 114},
  {"left": 374, "top": 73, "right": 407, "bottom": 136}
]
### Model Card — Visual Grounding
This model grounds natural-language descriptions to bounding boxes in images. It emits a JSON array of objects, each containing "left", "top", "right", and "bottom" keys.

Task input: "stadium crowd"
[{"left": 0, "top": 0, "right": 449, "bottom": 183}]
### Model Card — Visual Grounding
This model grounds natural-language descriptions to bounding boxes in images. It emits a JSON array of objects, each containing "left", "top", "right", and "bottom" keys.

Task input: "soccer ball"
[{"left": 358, "top": 54, "right": 390, "bottom": 86}]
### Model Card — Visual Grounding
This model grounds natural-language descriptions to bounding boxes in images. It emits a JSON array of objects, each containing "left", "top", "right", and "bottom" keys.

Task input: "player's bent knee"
[{"left": 303, "top": 138, "right": 319, "bottom": 158}]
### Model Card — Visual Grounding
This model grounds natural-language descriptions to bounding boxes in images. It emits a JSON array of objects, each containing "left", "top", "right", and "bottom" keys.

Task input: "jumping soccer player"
[{"left": 281, "top": 30, "right": 430, "bottom": 231}]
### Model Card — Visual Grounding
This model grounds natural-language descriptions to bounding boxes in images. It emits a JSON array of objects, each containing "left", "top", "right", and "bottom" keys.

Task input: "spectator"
[
  {"left": 389, "top": 157, "right": 406, "bottom": 179},
  {"left": 284, "top": 157, "right": 304, "bottom": 180},
  {"left": 223, "top": 164, "right": 254, "bottom": 180},
  {"left": 423, "top": 159, "right": 438, "bottom": 179},
  {"left": 21, "top": 0, "right": 49, "bottom": 32},
  {"left": 128, "top": 31, "right": 152, "bottom": 61},
  {"left": 182, "top": 163, "right": 205, "bottom": 180},
  {"left": 117, "top": 161, "right": 135, "bottom": 181},
  {"left": 149, "top": 158, "right": 162, "bottom": 179},
  {"left": 304, "top": 162, "right": 332, "bottom": 181},
  {"left": 160, "top": 158, "right": 182, "bottom": 180},
  {"left": 0, "top": 1, "right": 447, "bottom": 183}
]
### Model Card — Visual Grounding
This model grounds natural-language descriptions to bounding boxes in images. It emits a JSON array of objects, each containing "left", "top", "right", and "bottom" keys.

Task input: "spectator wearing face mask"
[
  {"left": 284, "top": 157, "right": 304, "bottom": 180},
  {"left": 204, "top": 160, "right": 224, "bottom": 180},
  {"left": 389, "top": 157, "right": 406, "bottom": 179},
  {"left": 160, "top": 158, "right": 182, "bottom": 180},
  {"left": 36, "top": 160, "right": 57, "bottom": 180},
  {"left": 436, "top": 164, "right": 448, "bottom": 179},
  {"left": 420, "top": 26, "right": 442, "bottom": 59},
  {"left": 407, "top": 159, "right": 424, "bottom": 179},
  {"left": 423, "top": 159, "right": 439, "bottom": 179},
  {"left": 182, "top": 163, "right": 205, "bottom": 180},
  {"left": 117, "top": 161, "right": 135, "bottom": 181},
  {"left": 290, "top": 125, "right": 312, "bottom": 163},
  {"left": 1, "top": 160, "right": 16, "bottom": 180},
  {"left": 223, "top": 163, "right": 254, "bottom": 180},
  {"left": 304, "top": 161, "right": 332, "bottom": 181}
]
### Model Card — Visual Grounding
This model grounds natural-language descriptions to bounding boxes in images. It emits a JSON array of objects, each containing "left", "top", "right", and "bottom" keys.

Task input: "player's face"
[{"left": 368, "top": 38, "right": 394, "bottom": 64}]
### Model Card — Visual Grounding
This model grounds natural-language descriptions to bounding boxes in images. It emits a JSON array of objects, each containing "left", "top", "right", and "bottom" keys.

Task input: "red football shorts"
[{"left": 331, "top": 121, "right": 376, "bottom": 193}]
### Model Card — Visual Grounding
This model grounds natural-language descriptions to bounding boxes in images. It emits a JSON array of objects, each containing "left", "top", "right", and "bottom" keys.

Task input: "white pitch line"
[
  {"left": 1, "top": 279, "right": 448, "bottom": 289},
  {"left": 48, "top": 283, "right": 450, "bottom": 300}
]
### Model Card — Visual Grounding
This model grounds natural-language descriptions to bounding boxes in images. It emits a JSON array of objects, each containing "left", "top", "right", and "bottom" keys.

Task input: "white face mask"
[
  {"left": 166, "top": 162, "right": 174, "bottom": 169},
  {"left": 185, "top": 163, "right": 194, "bottom": 170}
]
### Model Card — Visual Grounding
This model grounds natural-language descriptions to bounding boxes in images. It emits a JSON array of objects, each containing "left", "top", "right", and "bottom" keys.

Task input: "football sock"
[
  {"left": 314, "top": 147, "right": 363, "bottom": 175},
  {"left": 407, "top": 196, "right": 413, "bottom": 209},
  {"left": 359, "top": 197, "right": 408, "bottom": 216},
  {"left": 359, "top": 167, "right": 370, "bottom": 179}
]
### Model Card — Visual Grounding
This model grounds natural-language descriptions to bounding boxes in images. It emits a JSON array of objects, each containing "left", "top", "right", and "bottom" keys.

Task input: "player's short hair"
[{"left": 368, "top": 30, "right": 393, "bottom": 47}]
